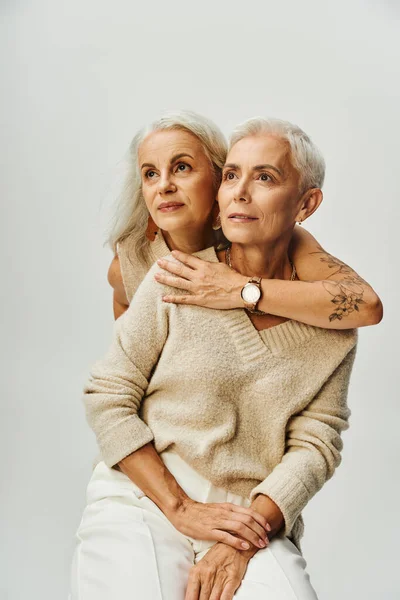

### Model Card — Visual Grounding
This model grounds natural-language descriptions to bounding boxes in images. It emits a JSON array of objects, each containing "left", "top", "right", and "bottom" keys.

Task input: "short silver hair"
[
  {"left": 229, "top": 117, "right": 325, "bottom": 192},
  {"left": 108, "top": 110, "right": 227, "bottom": 265}
]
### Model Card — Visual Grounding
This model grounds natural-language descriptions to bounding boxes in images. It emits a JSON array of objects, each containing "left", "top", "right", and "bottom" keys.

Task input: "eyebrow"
[
  {"left": 223, "top": 163, "right": 283, "bottom": 177},
  {"left": 141, "top": 153, "right": 194, "bottom": 170},
  {"left": 171, "top": 152, "right": 194, "bottom": 162}
]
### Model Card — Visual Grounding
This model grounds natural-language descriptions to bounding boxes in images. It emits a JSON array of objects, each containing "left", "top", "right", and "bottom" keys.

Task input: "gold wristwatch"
[{"left": 240, "top": 277, "right": 262, "bottom": 311}]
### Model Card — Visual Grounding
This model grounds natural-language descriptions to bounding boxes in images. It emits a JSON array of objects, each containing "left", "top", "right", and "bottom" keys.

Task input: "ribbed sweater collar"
[{"left": 189, "top": 244, "right": 320, "bottom": 361}]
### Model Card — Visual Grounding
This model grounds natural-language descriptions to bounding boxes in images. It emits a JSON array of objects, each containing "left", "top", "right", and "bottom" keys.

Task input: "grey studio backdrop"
[{"left": 1, "top": 1, "right": 399, "bottom": 598}]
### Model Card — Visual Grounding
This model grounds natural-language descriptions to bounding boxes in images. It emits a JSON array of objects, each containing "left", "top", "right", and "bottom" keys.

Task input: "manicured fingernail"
[
  {"left": 259, "top": 539, "right": 266, "bottom": 548},
  {"left": 241, "top": 542, "right": 250, "bottom": 549},
  {"left": 266, "top": 523, "right": 272, "bottom": 532}
]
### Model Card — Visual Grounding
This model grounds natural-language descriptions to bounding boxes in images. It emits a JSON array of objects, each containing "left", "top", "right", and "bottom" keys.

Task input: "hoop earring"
[
  {"left": 146, "top": 215, "right": 159, "bottom": 242},
  {"left": 212, "top": 213, "right": 222, "bottom": 231}
]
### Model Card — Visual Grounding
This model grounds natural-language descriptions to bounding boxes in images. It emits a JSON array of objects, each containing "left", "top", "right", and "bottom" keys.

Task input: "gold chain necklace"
[{"left": 225, "top": 245, "right": 297, "bottom": 316}]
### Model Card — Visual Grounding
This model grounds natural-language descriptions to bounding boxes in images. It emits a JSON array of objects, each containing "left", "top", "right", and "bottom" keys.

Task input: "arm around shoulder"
[{"left": 290, "top": 225, "right": 383, "bottom": 326}]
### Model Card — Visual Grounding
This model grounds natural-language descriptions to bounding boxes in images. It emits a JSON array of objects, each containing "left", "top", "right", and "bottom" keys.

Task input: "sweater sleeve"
[
  {"left": 83, "top": 273, "right": 169, "bottom": 467},
  {"left": 249, "top": 343, "right": 357, "bottom": 538}
]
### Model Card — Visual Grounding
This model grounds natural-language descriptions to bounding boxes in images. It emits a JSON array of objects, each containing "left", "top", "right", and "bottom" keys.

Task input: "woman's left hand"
[
  {"left": 185, "top": 542, "right": 257, "bottom": 600},
  {"left": 155, "top": 251, "right": 246, "bottom": 310}
]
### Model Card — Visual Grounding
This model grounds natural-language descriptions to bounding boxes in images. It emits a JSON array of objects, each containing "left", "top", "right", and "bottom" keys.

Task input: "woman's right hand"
[
  {"left": 169, "top": 497, "right": 271, "bottom": 551},
  {"left": 118, "top": 444, "right": 270, "bottom": 551}
]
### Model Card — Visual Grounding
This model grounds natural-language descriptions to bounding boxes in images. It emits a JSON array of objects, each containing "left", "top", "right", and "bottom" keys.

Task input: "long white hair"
[
  {"left": 107, "top": 110, "right": 228, "bottom": 265},
  {"left": 230, "top": 117, "right": 325, "bottom": 192}
]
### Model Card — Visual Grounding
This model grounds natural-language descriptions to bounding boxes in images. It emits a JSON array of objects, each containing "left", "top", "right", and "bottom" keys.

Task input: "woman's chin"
[
  {"left": 157, "top": 214, "right": 191, "bottom": 232},
  {"left": 222, "top": 228, "right": 258, "bottom": 246},
  {"left": 159, "top": 216, "right": 212, "bottom": 238}
]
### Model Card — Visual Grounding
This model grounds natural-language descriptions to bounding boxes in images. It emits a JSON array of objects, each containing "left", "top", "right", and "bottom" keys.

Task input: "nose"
[
  {"left": 234, "top": 179, "right": 250, "bottom": 203},
  {"left": 158, "top": 172, "right": 177, "bottom": 194}
]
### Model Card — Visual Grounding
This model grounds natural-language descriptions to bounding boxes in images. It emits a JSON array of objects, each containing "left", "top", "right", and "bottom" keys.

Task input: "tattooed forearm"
[{"left": 310, "top": 245, "right": 367, "bottom": 322}]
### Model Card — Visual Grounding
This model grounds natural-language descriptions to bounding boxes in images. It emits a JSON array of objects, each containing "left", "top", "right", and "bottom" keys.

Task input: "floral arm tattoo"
[{"left": 310, "top": 245, "right": 367, "bottom": 322}]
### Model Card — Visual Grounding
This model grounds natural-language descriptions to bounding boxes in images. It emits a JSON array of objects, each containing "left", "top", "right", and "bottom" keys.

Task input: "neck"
[
  {"left": 162, "top": 225, "right": 215, "bottom": 254},
  {"left": 228, "top": 233, "right": 294, "bottom": 280}
]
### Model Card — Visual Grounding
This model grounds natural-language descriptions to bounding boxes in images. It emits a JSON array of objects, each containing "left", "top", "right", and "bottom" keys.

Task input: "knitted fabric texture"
[
  {"left": 117, "top": 231, "right": 170, "bottom": 302},
  {"left": 85, "top": 245, "right": 357, "bottom": 552}
]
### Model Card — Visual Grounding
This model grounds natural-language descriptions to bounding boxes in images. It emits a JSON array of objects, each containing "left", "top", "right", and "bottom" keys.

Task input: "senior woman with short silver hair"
[{"left": 68, "top": 115, "right": 372, "bottom": 600}]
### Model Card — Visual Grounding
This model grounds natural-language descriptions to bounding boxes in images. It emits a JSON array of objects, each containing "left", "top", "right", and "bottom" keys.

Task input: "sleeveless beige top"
[{"left": 117, "top": 231, "right": 170, "bottom": 303}]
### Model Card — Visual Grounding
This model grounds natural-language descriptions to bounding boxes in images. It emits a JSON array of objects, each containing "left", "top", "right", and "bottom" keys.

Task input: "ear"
[{"left": 295, "top": 188, "right": 323, "bottom": 223}]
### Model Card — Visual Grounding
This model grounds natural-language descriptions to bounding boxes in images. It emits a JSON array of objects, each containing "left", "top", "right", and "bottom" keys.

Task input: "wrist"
[
  {"left": 165, "top": 493, "right": 193, "bottom": 523},
  {"left": 251, "top": 494, "right": 284, "bottom": 537},
  {"left": 217, "top": 541, "right": 258, "bottom": 561},
  {"left": 147, "top": 480, "right": 191, "bottom": 521},
  {"left": 241, "top": 545, "right": 259, "bottom": 560}
]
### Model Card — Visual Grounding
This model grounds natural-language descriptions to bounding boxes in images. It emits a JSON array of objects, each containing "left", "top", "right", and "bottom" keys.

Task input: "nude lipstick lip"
[
  {"left": 158, "top": 202, "right": 185, "bottom": 212},
  {"left": 228, "top": 212, "right": 258, "bottom": 221}
]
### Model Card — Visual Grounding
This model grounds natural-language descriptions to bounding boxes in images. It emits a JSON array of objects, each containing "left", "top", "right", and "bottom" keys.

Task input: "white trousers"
[{"left": 69, "top": 451, "right": 318, "bottom": 600}]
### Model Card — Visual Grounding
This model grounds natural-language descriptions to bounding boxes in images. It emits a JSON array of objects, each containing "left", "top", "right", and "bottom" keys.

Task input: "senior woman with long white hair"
[{"left": 68, "top": 115, "right": 377, "bottom": 600}]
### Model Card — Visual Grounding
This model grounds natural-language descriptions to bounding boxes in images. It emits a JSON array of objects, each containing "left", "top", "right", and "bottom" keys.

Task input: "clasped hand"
[
  {"left": 169, "top": 497, "right": 271, "bottom": 552},
  {"left": 168, "top": 498, "right": 269, "bottom": 600},
  {"left": 185, "top": 541, "right": 258, "bottom": 600}
]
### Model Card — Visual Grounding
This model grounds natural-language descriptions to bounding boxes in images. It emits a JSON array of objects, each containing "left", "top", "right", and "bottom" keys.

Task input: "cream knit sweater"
[{"left": 85, "top": 244, "right": 357, "bottom": 551}]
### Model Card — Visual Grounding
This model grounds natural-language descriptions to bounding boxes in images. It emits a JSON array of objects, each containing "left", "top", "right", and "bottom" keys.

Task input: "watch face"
[{"left": 242, "top": 283, "right": 261, "bottom": 304}]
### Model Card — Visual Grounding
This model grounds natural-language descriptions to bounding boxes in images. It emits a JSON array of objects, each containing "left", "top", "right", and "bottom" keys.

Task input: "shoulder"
[
  {"left": 146, "top": 254, "right": 184, "bottom": 293},
  {"left": 117, "top": 231, "right": 172, "bottom": 302},
  {"left": 115, "top": 236, "right": 151, "bottom": 303},
  {"left": 315, "top": 325, "right": 358, "bottom": 347},
  {"left": 287, "top": 321, "right": 358, "bottom": 366},
  {"left": 129, "top": 258, "right": 172, "bottom": 305},
  {"left": 312, "top": 326, "right": 358, "bottom": 367},
  {"left": 107, "top": 253, "right": 128, "bottom": 306},
  {"left": 335, "top": 327, "right": 358, "bottom": 346},
  {"left": 289, "top": 226, "right": 323, "bottom": 262},
  {"left": 107, "top": 253, "right": 123, "bottom": 291},
  {"left": 130, "top": 254, "right": 190, "bottom": 307}
]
